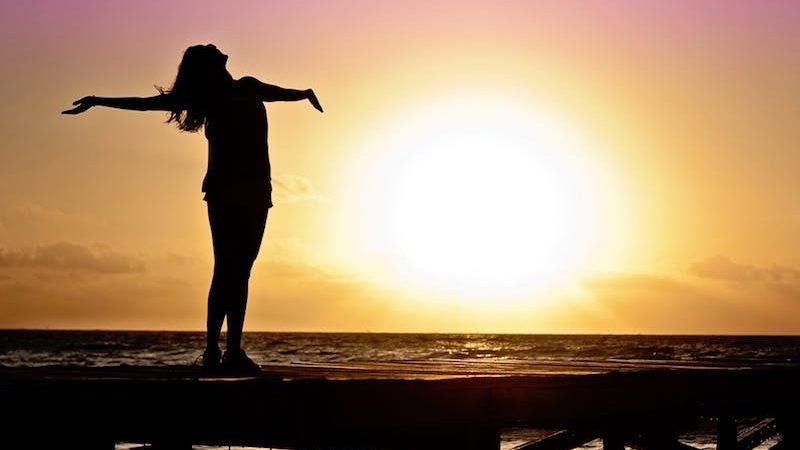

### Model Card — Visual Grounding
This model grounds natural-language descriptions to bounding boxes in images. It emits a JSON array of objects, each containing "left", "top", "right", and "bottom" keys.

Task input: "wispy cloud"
[
  {"left": 272, "top": 174, "right": 324, "bottom": 204},
  {"left": 0, "top": 242, "right": 145, "bottom": 274},
  {"left": 0, "top": 242, "right": 392, "bottom": 330},
  {"left": 578, "top": 270, "right": 794, "bottom": 333},
  {"left": 0, "top": 204, "right": 95, "bottom": 231},
  {"left": 582, "top": 273, "right": 685, "bottom": 292},
  {"left": 688, "top": 255, "right": 800, "bottom": 282}
]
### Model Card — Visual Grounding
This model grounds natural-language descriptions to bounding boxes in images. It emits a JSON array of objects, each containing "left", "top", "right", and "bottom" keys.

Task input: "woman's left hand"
[{"left": 306, "top": 90, "right": 324, "bottom": 113}]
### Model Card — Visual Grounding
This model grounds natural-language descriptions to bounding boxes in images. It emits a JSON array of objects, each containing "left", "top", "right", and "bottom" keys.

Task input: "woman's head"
[
  {"left": 161, "top": 44, "right": 232, "bottom": 132},
  {"left": 180, "top": 44, "right": 229, "bottom": 76}
]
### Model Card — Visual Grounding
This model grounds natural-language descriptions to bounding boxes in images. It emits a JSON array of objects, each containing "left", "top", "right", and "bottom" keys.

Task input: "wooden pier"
[{"left": 1, "top": 361, "right": 798, "bottom": 449}]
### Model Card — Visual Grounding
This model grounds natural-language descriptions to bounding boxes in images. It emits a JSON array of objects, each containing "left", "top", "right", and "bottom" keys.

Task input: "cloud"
[
  {"left": 688, "top": 255, "right": 800, "bottom": 282},
  {"left": 165, "top": 252, "right": 199, "bottom": 265},
  {"left": 0, "top": 245, "right": 395, "bottom": 331},
  {"left": 577, "top": 263, "right": 800, "bottom": 333},
  {"left": 3, "top": 245, "right": 799, "bottom": 331},
  {"left": 0, "top": 204, "right": 85, "bottom": 227},
  {"left": 582, "top": 273, "right": 685, "bottom": 292},
  {"left": 0, "top": 203, "right": 105, "bottom": 245},
  {"left": 578, "top": 270, "right": 796, "bottom": 333},
  {"left": 272, "top": 174, "right": 323, "bottom": 204},
  {"left": 0, "top": 204, "right": 96, "bottom": 236},
  {"left": 0, "top": 242, "right": 145, "bottom": 274},
  {"left": 0, "top": 273, "right": 204, "bottom": 329}
]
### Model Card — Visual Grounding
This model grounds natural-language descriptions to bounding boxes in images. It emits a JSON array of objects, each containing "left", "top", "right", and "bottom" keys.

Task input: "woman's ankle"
[
  {"left": 225, "top": 344, "right": 241, "bottom": 354},
  {"left": 205, "top": 344, "right": 221, "bottom": 354}
]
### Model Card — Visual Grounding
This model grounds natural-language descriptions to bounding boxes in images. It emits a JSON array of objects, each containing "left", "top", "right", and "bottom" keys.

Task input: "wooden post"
[
  {"left": 466, "top": 426, "right": 501, "bottom": 450},
  {"left": 716, "top": 415, "right": 736, "bottom": 450},
  {"left": 602, "top": 433, "right": 625, "bottom": 450},
  {"left": 414, "top": 426, "right": 500, "bottom": 450},
  {"left": 777, "top": 415, "right": 800, "bottom": 449}
]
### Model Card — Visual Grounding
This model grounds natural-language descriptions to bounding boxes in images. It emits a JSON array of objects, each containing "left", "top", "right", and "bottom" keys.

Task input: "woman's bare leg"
[
  {"left": 207, "top": 198, "right": 268, "bottom": 353},
  {"left": 206, "top": 267, "right": 227, "bottom": 351}
]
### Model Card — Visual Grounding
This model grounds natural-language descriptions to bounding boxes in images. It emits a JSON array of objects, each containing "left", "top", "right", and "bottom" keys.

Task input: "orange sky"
[{"left": 1, "top": 1, "right": 799, "bottom": 333}]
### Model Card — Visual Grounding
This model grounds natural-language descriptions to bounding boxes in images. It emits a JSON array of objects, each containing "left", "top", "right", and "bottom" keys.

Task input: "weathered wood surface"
[
  {"left": 0, "top": 357, "right": 765, "bottom": 380},
  {"left": 736, "top": 418, "right": 778, "bottom": 450},
  {"left": 1, "top": 363, "right": 798, "bottom": 449},
  {"left": 508, "top": 430, "right": 595, "bottom": 450}
]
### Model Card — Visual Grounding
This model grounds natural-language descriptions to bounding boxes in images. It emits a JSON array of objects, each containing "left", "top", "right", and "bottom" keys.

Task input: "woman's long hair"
[{"left": 159, "top": 45, "right": 232, "bottom": 132}]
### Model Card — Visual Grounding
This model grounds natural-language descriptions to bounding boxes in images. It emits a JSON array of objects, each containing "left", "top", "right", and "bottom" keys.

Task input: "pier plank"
[
  {"left": 1, "top": 363, "right": 799, "bottom": 449},
  {"left": 509, "top": 429, "right": 596, "bottom": 450},
  {"left": 737, "top": 418, "right": 777, "bottom": 450}
]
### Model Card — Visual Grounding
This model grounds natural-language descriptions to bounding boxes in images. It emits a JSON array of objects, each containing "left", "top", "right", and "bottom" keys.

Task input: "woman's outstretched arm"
[
  {"left": 62, "top": 94, "right": 180, "bottom": 115},
  {"left": 241, "top": 76, "right": 323, "bottom": 112}
]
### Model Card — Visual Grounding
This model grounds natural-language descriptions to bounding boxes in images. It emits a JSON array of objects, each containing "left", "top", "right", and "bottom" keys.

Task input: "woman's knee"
[{"left": 212, "top": 260, "right": 253, "bottom": 280}]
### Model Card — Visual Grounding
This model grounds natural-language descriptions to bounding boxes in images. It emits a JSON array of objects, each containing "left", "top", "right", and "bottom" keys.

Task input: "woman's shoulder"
[{"left": 235, "top": 76, "right": 264, "bottom": 93}]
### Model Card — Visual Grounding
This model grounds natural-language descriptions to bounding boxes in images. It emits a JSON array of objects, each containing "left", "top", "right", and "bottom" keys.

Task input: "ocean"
[{"left": 2, "top": 331, "right": 797, "bottom": 449}]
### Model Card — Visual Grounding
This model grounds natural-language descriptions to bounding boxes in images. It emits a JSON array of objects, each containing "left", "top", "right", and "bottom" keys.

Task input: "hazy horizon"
[{"left": 3, "top": 328, "right": 800, "bottom": 336}]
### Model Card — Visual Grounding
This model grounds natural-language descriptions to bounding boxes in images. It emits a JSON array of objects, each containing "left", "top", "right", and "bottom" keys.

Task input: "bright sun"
[{"left": 349, "top": 95, "right": 611, "bottom": 297}]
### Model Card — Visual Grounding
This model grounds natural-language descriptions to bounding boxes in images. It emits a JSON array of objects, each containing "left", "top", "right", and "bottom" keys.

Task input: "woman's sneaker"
[
  {"left": 198, "top": 346, "right": 222, "bottom": 373},
  {"left": 221, "top": 348, "right": 261, "bottom": 375}
]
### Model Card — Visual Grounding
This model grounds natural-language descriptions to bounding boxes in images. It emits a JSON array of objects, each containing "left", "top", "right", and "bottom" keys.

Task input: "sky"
[{"left": 1, "top": 0, "right": 799, "bottom": 333}]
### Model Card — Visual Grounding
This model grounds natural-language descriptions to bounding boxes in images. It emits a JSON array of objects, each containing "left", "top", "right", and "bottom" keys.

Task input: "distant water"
[
  {"left": 2, "top": 331, "right": 796, "bottom": 450},
  {"left": 1, "top": 330, "right": 799, "bottom": 368}
]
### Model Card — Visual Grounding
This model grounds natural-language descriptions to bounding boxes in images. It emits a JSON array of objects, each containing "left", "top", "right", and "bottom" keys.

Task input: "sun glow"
[{"left": 347, "top": 95, "right": 616, "bottom": 298}]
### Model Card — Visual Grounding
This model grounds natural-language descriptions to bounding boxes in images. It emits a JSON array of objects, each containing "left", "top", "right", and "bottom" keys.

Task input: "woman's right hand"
[{"left": 62, "top": 96, "right": 98, "bottom": 115}]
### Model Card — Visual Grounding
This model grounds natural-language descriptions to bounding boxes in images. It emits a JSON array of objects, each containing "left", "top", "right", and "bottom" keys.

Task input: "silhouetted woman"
[{"left": 64, "top": 44, "right": 323, "bottom": 373}]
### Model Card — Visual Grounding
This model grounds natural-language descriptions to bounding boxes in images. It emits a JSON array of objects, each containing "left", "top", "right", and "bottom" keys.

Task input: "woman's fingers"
[
  {"left": 61, "top": 102, "right": 91, "bottom": 114},
  {"left": 308, "top": 91, "right": 324, "bottom": 113}
]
